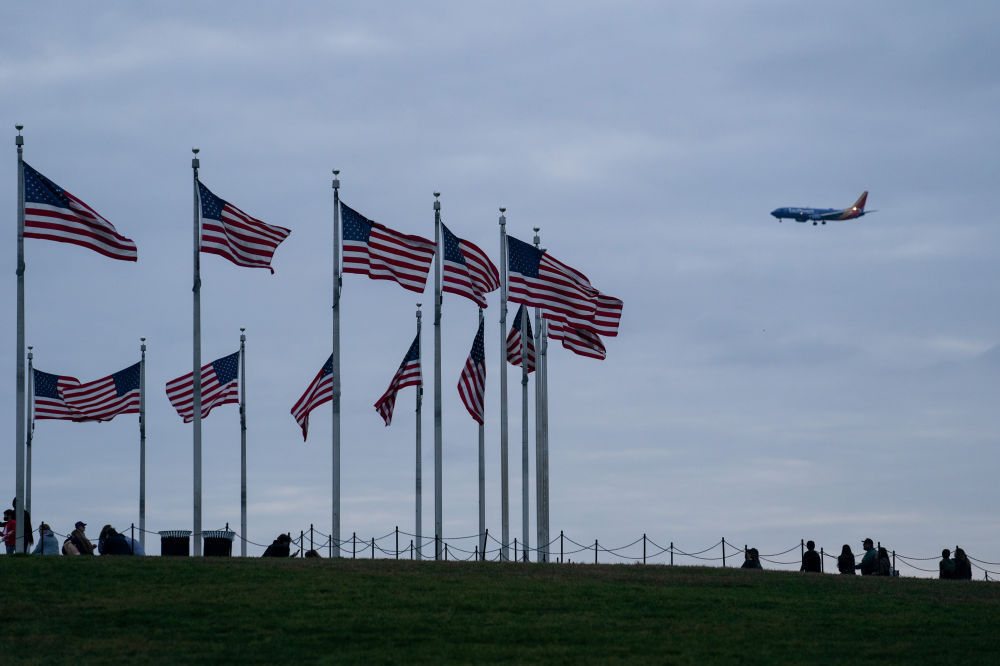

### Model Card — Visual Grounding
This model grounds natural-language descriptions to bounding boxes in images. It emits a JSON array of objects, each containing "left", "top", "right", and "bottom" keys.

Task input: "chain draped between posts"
[{"left": 23, "top": 522, "right": 998, "bottom": 580}]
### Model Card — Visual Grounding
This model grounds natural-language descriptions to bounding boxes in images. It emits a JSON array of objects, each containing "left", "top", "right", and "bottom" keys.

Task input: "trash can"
[
  {"left": 203, "top": 530, "right": 236, "bottom": 557},
  {"left": 159, "top": 530, "right": 192, "bottom": 556}
]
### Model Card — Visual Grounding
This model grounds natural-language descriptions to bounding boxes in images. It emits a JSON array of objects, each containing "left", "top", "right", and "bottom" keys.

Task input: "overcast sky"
[{"left": 3, "top": 2, "right": 998, "bottom": 572}]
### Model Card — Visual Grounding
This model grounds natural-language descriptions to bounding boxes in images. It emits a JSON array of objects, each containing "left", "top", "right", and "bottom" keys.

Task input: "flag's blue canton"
[
  {"left": 112, "top": 363, "right": 141, "bottom": 396},
  {"left": 507, "top": 235, "right": 542, "bottom": 278},
  {"left": 341, "top": 203, "right": 372, "bottom": 243},
  {"left": 320, "top": 355, "right": 334, "bottom": 378},
  {"left": 33, "top": 370, "right": 63, "bottom": 399},
  {"left": 441, "top": 223, "right": 465, "bottom": 266},
  {"left": 197, "top": 181, "right": 224, "bottom": 220},
  {"left": 470, "top": 321, "right": 485, "bottom": 364},
  {"left": 212, "top": 352, "right": 240, "bottom": 384},
  {"left": 23, "top": 162, "right": 71, "bottom": 208},
  {"left": 403, "top": 335, "right": 421, "bottom": 363}
]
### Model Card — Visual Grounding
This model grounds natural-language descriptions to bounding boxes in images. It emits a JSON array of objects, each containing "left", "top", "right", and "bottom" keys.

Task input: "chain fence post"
[
  {"left": 435, "top": 534, "right": 440, "bottom": 561},
  {"left": 310, "top": 524, "right": 314, "bottom": 553},
  {"left": 371, "top": 537, "right": 375, "bottom": 560},
  {"left": 353, "top": 532, "right": 356, "bottom": 559},
  {"left": 594, "top": 539, "right": 598, "bottom": 565},
  {"left": 483, "top": 528, "right": 489, "bottom": 561},
  {"left": 892, "top": 549, "right": 896, "bottom": 574},
  {"left": 514, "top": 538, "right": 518, "bottom": 562},
  {"left": 560, "top": 530, "right": 564, "bottom": 563},
  {"left": 670, "top": 541, "right": 674, "bottom": 566},
  {"left": 410, "top": 539, "right": 414, "bottom": 560},
  {"left": 821, "top": 547, "right": 825, "bottom": 573},
  {"left": 131, "top": 523, "right": 135, "bottom": 555},
  {"left": 800, "top": 538, "right": 804, "bottom": 562},
  {"left": 643, "top": 533, "right": 647, "bottom": 565},
  {"left": 445, "top": 543, "right": 449, "bottom": 561},
  {"left": 396, "top": 526, "right": 399, "bottom": 560}
]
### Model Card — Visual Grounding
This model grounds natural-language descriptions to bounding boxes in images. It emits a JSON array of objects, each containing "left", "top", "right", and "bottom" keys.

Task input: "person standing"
[
  {"left": 856, "top": 538, "right": 878, "bottom": 575},
  {"left": 801, "top": 540, "right": 822, "bottom": 573},
  {"left": 69, "top": 521, "right": 96, "bottom": 555},
  {"left": 953, "top": 547, "right": 973, "bottom": 580},
  {"left": 3, "top": 509, "right": 15, "bottom": 554},
  {"left": 939, "top": 549, "right": 956, "bottom": 579},
  {"left": 837, "top": 545, "right": 856, "bottom": 575},
  {"left": 12, "top": 498, "right": 33, "bottom": 553}
]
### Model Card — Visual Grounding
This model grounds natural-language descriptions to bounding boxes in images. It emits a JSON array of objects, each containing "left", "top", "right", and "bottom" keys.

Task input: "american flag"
[
  {"left": 441, "top": 223, "right": 500, "bottom": 308},
  {"left": 22, "top": 162, "right": 137, "bottom": 262},
  {"left": 545, "top": 314, "right": 607, "bottom": 360},
  {"left": 61, "top": 362, "right": 141, "bottom": 421},
  {"left": 506, "top": 234, "right": 622, "bottom": 337},
  {"left": 32, "top": 369, "right": 88, "bottom": 421},
  {"left": 457, "top": 318, "right": 487, "bottom": 424},
  {"left": 198, "top": 180, "right": 290, "bottom": 273},
  {"left": 505, "top": 304, "right": 536, "bottom": 372},
  {"left": 165, "top": 351, "right": 240, "bottom": 423},
  {"left": 374, "top": 334, "right": 421, "bottom": 426},
  {"left": 290, "top": 355, "right": 334, "bottom": 442},
  {"left": 341, "top": 203, "right": 436, "bottom": 293}
]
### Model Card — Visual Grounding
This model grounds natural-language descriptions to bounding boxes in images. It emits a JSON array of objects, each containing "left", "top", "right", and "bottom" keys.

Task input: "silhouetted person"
[
  {"left": 262, "top": 533, "right": 292, "bottom": 558},
  {"left": 32, "top": 523, "right": 60, "bottom": 555},
  {"left": 953, "top": 547, "right": 972, "bottom": 580},
  {"left": 801, "top": 540, "right": 821, "bottom": 573},
  {"left": 856, "top": 538, "right": 878, "bottom": 575},
  {"left": 877, "top": 546, "right": 892, "bottom": 576},
  {"left": 69, "top": 521, "right": 95, "bottom": 555},
  {"left": 838, "top": 545, "right": 856, "bottom": 575},
  {"left": 98, "top": 525, "right": 135, "bottom": 555},
  {"left": 741, "top": 547, "right": 763, "bottom": 569},
  {"left": 12, "top": 498, "right": 32, "bottom": 553},
  {"left": 939, "top": 549, "right": 956, "bottom": 579}
]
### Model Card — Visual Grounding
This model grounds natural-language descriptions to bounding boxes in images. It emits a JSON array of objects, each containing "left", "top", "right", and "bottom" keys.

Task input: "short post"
[
  {"left": 410, "top": 540, "right": 414, "bottom": 560},
  {"left": 371, "top": 537, "right": 375, "bottom": 560},
  {"left": 514, "top": 538, "right": 518, "bottom": 562},
  {"left": 445, "top": 543, "right": 449, "bottom": 561},
  {"left": 483, "top": 528, "right": 489, "bottom": 561},
  {"left": 310, "top": 524, "right": 314, "bottom": 552},
  {"left": 328, "top": 535, "right": 332, "bottom": 559},
  {"left": 560, "top": 530, "right": 564, "bottom": 563},
  {"left": 670, "top": 541, "right": 674, "bottom": 566},
  {"left": 395, "top": 526, "right": 399, "bottom": 560},
  {"left": 820, "top": 547, "right": 825, "bottom": 573},
  {"left": 594, "top": 539, "right": 598, "bottom": 565},
  {"left": 435, "top": 534, "right": 440, "bottom": 561},
  {"left": 643, "top": 533, "right": 647, "bottom": 565},
  {"left": 131, "top": 523, "right": 135, "bottom": 555},
  {"left": 353, "top": 532, "right": 357, "bottom": 559},
  {"left": 475, "top": 546, "right": 479, "bottom": 560},
  {"left": 800, "top": 538, "right": 805, "bottom": 562},
  {"left": 300, "top": 530, "right": 305, "bottom": 557},
  {"left": 892, "top": 549, "right": 896, "bottom": 574},
  {"left": 721, "top": 538, "right": 726, "bottom": 568}
]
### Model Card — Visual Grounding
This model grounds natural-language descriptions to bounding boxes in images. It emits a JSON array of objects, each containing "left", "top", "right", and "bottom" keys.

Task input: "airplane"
[{"left": 770, "top": 191, "right": 875, "bottom": 225}]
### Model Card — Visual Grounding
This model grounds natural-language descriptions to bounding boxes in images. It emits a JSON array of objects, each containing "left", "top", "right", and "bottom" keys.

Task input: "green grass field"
[{"left": 3, "top": 556, "right": 999, "bottom": 664}]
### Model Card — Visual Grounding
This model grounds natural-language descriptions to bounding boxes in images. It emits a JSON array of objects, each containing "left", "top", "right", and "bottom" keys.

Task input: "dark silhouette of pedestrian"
[
  {"left": 856, "top": 538, "right": 878, "bottom": 575},
  {"left": 954, "top": 547, "right": 972, "bottom": 580},
  {"left": 837, "top": 545, "right": 856, "bottom": 575},
  {"left": 939, "top": 549, "right": 956, "bottom": 579},
  {"left": 741, "top": 547, "right": 763, "bottom": 569},
  {"left": 801, "top": 540, "right": 821, "bottom": 573}
]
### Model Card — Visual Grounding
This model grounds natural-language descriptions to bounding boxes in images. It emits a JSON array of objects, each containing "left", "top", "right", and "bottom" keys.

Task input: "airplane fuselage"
[{"left": 770, "top": 191, "right": 871, "bottom": 225}]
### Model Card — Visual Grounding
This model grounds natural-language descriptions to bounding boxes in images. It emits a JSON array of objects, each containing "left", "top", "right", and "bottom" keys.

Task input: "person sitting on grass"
[
  {"left": 741, "top": 547, "right": 763, "bottom": 569},
  {"left": 939, "top": 549, "right": 956, "bottom": 579},
  {"left": 262, "top": 533, "right": 293, "bottom": 558},
  {"left": 801, "top": 540, "right": 821, "bottom": 573},
  {"left": 32, "top": 523, "right": 60, "bottom": 555},
  {"left": 877, "top": 547, "right": 892, "bottom": 576},
  {"left": 69, "top": 521, "right": 96, "bottom": 555},
  {"left": 98, "top": 525, "right": 139, "bottom": 555}
]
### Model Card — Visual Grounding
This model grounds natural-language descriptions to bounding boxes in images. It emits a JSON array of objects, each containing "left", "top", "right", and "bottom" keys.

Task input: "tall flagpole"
[
  {"left": 433, "top": 192, "right": 443, "bottom": 559},
  {"left": 415, "top": 303, "right": 423, "bottom": 560},
  {"left": 15, "top": 125, "right": 27, "bottom": 553},
  {"left": 331, "top": 170, "right": 342, "bottom": 557},
  {"left": 533, "top": 229, "right": 546, "bottom": 562},
  {"left": 540, "top": 316, "right": 550, "bottom": 562},
  {"left": 239, "top": 328, "right": 247, "bottom": 557},
  {"left": 520, "top": 289, "right": 530, "bottom": 561},
  {"left": 498, "top": 208, "right": 510, "bottom": 561},
  {"left": 139, "top": 337, "right": 147, "bottom": 550},
  {"left": 26, "top": 346, "right": 33, "bottom": 516},
  {"left": 192, "top": 148, "right": 203, "bottom": 556},
  {"left": 477, "top": 307, "right": 486, "bottom": 560}
]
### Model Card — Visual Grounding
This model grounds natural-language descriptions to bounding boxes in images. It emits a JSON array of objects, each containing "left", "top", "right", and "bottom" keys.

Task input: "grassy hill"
[{"left": 3, "top": 556, "right": 999, "bottom": 664}]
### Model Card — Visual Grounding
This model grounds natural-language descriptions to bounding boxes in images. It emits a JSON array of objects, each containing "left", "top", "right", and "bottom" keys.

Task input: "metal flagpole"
[
  {"left": 498, "top": 208, "right": 510, "bottom": 562},
  {"left": 520, "top": 296, "right": 530, "bottom": 561},
  {"left": 139, "top": 337, "right": 147, "bottom": 549},
  {"left": 331, "top": 170, "right": 342, "bottom": 557},
  {"left": 415, "top": 303, "right": 423, "bottom": 560},
  {"left": 191, "top": 148, "right": 203, "bottom": 556},
  {"left": 239, "top": 328, "right": 247, "bottom": 557},
  {"left": 477, "top": 307, "right": 486, "bottom": 560},
  {"left": 15, "top": 125, "right": 27, "bottom": 554},
  {"left": 433, "top": 193, "right": 443, "bottom": 559},
  {"left": 540, "top": 316, "right": 550, "bottom": 562},
  {"left": 532, "top": 228, "right": 544, "bottom": 561},
  {"left": 26, "top": 346, "right": 33, "bottom": 515}
]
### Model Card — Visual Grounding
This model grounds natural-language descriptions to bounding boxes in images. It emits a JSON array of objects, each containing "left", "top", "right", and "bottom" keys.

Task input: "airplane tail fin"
[{"left": 851, "top": 191, "right": 868, "bottom": 213}]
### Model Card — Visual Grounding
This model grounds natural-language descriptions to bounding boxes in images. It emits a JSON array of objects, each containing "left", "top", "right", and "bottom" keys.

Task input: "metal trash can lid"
[
  {"left": 202, "top": 531, "right": 235, "bottom": 540},
  {"left": 158, "top": 530, "right": 193, "bottom": 538}
]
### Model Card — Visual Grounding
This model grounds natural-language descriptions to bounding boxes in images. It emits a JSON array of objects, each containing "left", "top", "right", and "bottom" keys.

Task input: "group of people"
[
  {"left": 740, "top": 537, "right": 976, "bottom": 579},
  {"left": 939, "top": 548, "right": 973, "bottom": 580},
  {"left": 2, "top": 499, "right": 144, "bottom": 556}
]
